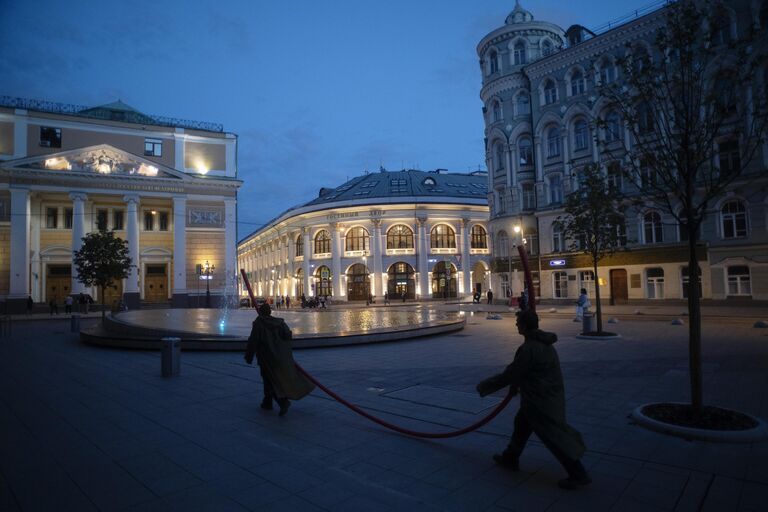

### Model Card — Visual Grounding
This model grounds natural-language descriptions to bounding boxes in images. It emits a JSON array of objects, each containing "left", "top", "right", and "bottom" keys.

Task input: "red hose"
[{"left": 295, "top": 363, "right": 514, "bottom": 439}]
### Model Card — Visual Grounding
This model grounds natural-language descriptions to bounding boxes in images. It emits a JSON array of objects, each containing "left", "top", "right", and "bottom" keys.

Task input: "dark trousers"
[
  {"left": 505, "top": 410, "right": 587, "bottom": 478},
  {"left": 259, "top": 364, "right": 288, "bottom": 407}
]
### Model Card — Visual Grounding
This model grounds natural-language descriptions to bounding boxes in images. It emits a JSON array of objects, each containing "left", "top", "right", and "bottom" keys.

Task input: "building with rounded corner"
[{"left": 238, "top": 169, "right": 492, "bottom": 301}]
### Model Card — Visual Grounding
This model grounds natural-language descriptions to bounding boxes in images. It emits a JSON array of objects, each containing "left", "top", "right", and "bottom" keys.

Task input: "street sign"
[{"left": 549, "top": 260, "right": 566, "bottom": 267}]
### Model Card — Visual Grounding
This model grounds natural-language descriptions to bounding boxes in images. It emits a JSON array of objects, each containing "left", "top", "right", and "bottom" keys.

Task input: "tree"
[
  {"left": 555, "top": 164, "right": 626, "bottom": 334},
  {"left": 598, "top": 0, "right": 768, "bottom": 410},
  {"left": 73, "top": 231, "right": 132, "bottom": 320}
]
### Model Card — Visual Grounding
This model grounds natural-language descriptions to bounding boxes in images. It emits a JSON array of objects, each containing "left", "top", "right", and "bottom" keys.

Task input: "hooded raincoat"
[
  {"left": 477, "top": 329, "right": 585, "bottom": 460},
  {"left": 245, "top": 315, "right": 315, "bottom": 400}
]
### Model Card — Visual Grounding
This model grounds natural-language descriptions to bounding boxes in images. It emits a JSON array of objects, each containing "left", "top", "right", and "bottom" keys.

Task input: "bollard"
[
  {"left": 582, "top": 312, "right": 594, "bottom": 334},
  {"left": 161, "top": 337, "right": 181, "bottom": 377},
  {"left": 70, "top": 314, "right": 81, "bottom": 333}
]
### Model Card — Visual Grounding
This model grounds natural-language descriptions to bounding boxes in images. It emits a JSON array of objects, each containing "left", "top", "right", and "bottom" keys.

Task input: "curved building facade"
[{"left": 238, "top": 170, "right": 491, "bottom": 301}]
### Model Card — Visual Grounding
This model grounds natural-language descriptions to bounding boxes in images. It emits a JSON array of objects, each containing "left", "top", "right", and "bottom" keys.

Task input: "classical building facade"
[
  {"left": 238, "top": 170, "right": 491, "bottom": 301},
  {"left": 478, "top": 0, "right": 768, "bottom": 302},
  {"left": 0, "top": 97, "right": 241, "bottom": 311}
]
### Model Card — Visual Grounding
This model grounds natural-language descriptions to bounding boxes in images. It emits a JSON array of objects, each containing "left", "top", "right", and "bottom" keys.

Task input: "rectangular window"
[
  {"left": 144, "top": 211, "right": 154, "bottom": 231},
  {"left": 522, "top": 185, "right": 536, "bottom": 210},
  {"left": 159, "top": 212, "right": 169, "bottom": 231},
  {"left": 553, "top": 271, "right": 568, "bottom": 298},
  {"left": 113, "top": 210, "right": 124, "bottom": 230},
  {"left": 579, "top": 270, "right": 595, "bottom": 297},
  {"left": 96, "top": 209, "right": 108, "bottom": 231},
  {"left": 144, "top": 138, "right": 163, "bottom": 157},
  {"left": 39, "top": 126, "right": 62, "bottom": 148},
  {"left": 64, "top": 208, "right": 73, "bottom": 229},
  {"left": 646, "top": 268, "right": 665, "bottom": 299},
  {"left": 727, "top": 266, "right": 751, "bottom": 296},
  {"left": 46, "top": 207, "right": 58, "bottom": 229},
  {"left": 718, "top": 140, "right": 740, "bottom": 177},
  {"left": 500, "top": 274, "right": 510, "bottom": 298}
]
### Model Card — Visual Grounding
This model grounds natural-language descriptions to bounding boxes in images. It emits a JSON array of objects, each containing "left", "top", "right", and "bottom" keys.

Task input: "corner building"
[
  {"left": 238, "top": 170, "right": 491, "bottom": 301},
  {"left": 0, "top": 97, "right": 241, "bottom": 312},
  {"left": 478, "top": 1, "right": 768, "bottom": 302}
]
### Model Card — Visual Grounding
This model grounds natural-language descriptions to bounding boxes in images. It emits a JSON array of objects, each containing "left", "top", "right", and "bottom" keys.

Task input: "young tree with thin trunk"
[
  {"left": 555, "top": 163, "right": 626, "bottom": 334},
  {"left": 73, "top": 231, "right": 132, "bottom": 321},
  {"left": 598, "top": 0, "right": 768, "bottom": 410}
]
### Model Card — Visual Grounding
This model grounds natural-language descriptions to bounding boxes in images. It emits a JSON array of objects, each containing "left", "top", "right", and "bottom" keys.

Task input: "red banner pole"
[{"left": 240, "top": 269, "right": 258, "bottom": 309}]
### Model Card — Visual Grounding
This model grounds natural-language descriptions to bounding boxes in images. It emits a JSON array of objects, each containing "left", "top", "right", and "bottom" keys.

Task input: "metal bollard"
[
  {"left": 161, "top": 337, "right": 181, "bottom": 377},
  {"left": 582, "top": 312, "right": 594, "bottom": 334},
  {"left": 70, "top": 314, "right": 81, "bottom": 333}
]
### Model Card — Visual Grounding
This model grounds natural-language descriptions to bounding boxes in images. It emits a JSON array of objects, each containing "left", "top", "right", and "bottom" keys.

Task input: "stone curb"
[
  {"left": 630, "top": 402, "right": 768, "bottom": 443},
  {"left": 575, "top": 333, "right": 621, "bottom": 340}
]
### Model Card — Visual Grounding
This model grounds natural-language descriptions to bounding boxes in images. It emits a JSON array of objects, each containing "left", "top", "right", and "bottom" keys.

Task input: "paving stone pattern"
[{"left": 0, "top": 310, "right": 767, "bottom": 511}]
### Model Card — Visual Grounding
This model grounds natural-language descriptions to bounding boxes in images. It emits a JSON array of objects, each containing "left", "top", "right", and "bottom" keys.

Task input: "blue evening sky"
[{"left": 0, "top": 0, "right": 645, "bottom": 239}]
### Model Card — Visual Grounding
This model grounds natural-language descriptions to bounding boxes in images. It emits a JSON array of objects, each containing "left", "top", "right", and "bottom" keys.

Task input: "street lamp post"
[
  {"left": 362, "top": 255, "right": 369, "bottom": 304},
  {"left": 204, "top": 260, "right": 215, "bottom": 308}
]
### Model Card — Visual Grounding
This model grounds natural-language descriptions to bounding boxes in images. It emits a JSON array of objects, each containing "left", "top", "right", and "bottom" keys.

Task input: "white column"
[
  {"left": 331, "top": 224, "right": 342, "bottom": 297},
  {"left": 287, "top": 233, "right": 296, "bottom": 296},
  {"left": 534, "top": 137, "right": 544, "bottom": 182},
  {"left": 505, "top": 144, "right": 513, "bottom": 188},
  {"left": 371, "top": 220, "right": 382, "bottom": 297},
  {"left": 12, "top": 111, "right": 28, "bottom": 159},
  {"left": 417, "top": 218, "right": 429, "bottom": 299},
  {"left": 173, "top": 130, "right": 185, "bottom": 170},
  {"left": 461, "top": 219, "right": 471, "bottom": 296},
  {"left": 302, "top": 228, "right": 311, "bottom": 297},
  {"left": 172, "top": 196, "right": 187, "bottom": 302},
  {"left": 123, "top": 195, "right": 140, "bottom": 295},
  {"left": 9, "top": 188, "right": 30, "bottom": 299},
  {"left": 224, "top": 199, "right": 237, "bottom": 288},
  {"left": 30, "top": 197, "right": 41, "bottom": 302},
  {"left": 69, "top": 192, "right": 88, "bottom": 295}
]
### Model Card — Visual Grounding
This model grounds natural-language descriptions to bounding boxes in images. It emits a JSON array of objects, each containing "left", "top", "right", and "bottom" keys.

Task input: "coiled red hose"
[{"left": 295, "top": 363, "right": 514, "bottom": 439}]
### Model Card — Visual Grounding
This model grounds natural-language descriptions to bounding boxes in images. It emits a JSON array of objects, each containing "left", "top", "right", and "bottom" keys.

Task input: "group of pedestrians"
[
  {"left": 37, "top": 293, "right": 93, "bottom": 316},
  {"left": 272, "top": 296, "right": 291, "bottom": 309}
]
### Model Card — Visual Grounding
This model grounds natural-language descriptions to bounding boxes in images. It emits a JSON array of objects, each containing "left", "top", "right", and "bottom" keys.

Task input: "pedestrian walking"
[
  {"left": 575, "top": 288, "right": 591, "bottom": 321},
  {"left": 477, "top": 310, "right": 590, "bottom": 490},
  {"left": 486, "top": 289, "right": 494, "bottom": 305},
  {"left": 518, "top": 289, "right": 528, "bottom": 312},
  {"left": 48, "top": 299, "right": 59, "bottom": 315},
  {"left": 244, "top": 304, "right": 315, "bottom": 416},
  {"left": 285, "top": 296, "right": 291, "bottom": 309},
  {"left": 65, "top": 295, "right": 73, "bottom": 314},
  {"left": 401, "top": 291, "right": 406, "bottom": 303},
  {"left": 384, "top": 291, "right": 390, "bottom": 305},
  {"left": 26, "top": 296, "right": 34, "bottom": 314}
]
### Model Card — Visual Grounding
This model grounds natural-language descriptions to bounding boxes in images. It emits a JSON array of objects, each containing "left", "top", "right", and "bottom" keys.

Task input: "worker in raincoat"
[
  {"left": 244, "top": 303, "right": 315, "bottom": 416},
  {"left": 477, "top": 310, "right": 591, "bottom": 489}
]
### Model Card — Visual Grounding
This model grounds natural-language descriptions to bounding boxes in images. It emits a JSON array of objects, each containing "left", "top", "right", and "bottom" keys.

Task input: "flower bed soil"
[{"left": 642, "top": 403, "right": 758, "bottom": 431}]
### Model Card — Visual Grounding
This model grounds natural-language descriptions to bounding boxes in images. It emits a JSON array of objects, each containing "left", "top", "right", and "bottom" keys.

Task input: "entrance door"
[
  {"left": 103, "top": 281, "right": 123, "bottom": 309},
  {"left": 475, "top": 283, "right": 482, "bottom": 294},
  {"left": 46, "top": 265, "right": 71, "bottom": 303},
  {"left": 144, "top": 264, "right": 168, "bottom": 303},
  {"left": 610, "top": 269, "right": 628, "bottom": 305}
]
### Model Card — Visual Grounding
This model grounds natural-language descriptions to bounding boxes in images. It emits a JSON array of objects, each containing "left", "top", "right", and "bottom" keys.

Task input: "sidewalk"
[{"left": 1, "top": 316, "right": 767, "bottom": 511}]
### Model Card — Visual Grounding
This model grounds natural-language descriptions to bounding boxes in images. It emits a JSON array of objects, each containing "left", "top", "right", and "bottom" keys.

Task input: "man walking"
[
  {"left": 477, "top": 310, "right": 590, "bottom": 490},
  {"left": 486, "top": 289, "right": 493, "bottom": 305},
  {"left": 244, "top": 304, "right": 314, "bottom": 416}
]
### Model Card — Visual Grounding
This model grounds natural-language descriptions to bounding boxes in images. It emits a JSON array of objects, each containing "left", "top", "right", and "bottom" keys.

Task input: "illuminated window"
[
  {"left": 295, "top": 235, "right": 304, "bottom": 257},
  {"left": 315, "top": 229, "right": 332, "bottom": 254},
  {"left": 430, "top": 224, "right": 456, "bottom": 249},
  {"left": 345, "top": 227, "right": 369, "bottom": 251},
  {"left": 471, "top": 225, "right": 487, "bottom": 249},
  {"left": 387, "top": 225, "right": 414, "bottom": 249}
]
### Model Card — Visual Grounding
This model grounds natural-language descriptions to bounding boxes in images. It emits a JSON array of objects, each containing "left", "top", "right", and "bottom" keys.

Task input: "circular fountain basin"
[{"left": 81, "top": 307, "right": 465, "bottom": 350}]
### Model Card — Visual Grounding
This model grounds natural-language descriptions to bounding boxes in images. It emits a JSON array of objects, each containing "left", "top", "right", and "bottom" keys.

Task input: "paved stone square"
[{"left": 1, "top": 307, "right": 768, "bottom": 511}]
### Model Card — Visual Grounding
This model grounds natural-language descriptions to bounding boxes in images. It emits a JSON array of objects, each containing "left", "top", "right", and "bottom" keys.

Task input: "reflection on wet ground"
[{"left": 114, "top": 308, "right": 460, "bottom": 338}]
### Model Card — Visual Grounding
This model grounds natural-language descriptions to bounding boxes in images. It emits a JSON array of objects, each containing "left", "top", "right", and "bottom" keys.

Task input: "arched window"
[
  {"left": 295, "top": 234, "right": 303, "bottom": 257},
  {"left": 518, "top": 137, "right": 533, "bottom": 166},
  {"left": 570, "top": 70, "right": 586, "bottom": 96},
  {"left": 599, "top": 58, "right": 616, "bottom": 84},
  {"left": 552, "top": 225, "right": 564, "bottom": 252},
  {"left": 295, "top": 268, "right": 304, "bottom": 298},
  {"left": 573, "top": 119, "right": 589, "bottom": 150},
  {"left": 471, "top": 225, "right": 488, "bottom": 249},
  {"left": 489, "top": 49, "right": 499, "bottom": 74},
  {"left": 513, "top": 41, "right": 527, "bottom": 65},
  {"left": 387, "top": 262, "right": 415, "bottom": 299},
  {"left": 544, "top": 80, "right": 557, "bottom": 105},
  {"left": 345, "top": 226, "right": 369, "bottom": 251},
  {"left": 346, "top": 263, "right": 370, "bottom": 300},
  {"left": 492, "top": 100, "right": 502, "bottom": 122},
  {"left": 516, "top": 93, "right": 530, "bottom": 116},
  {"left": 721, "top": 200, "right": 747, "bottom": 239},
  {"left": 314, "top": 229, "right": 331, "bottom": 254},
  {"left": 547, "top": 126, "right": 561, "bottom": 157},
  {"left": 643, "top": 212, "right": 663, "bottom": 243},
  {"left": 633, "top": 47, "right": 651, "bottom": 73},
  {"left": 497, "top": 230, "right": 509, "bottom": 257},
  {"left": 386, "top": 225, "right": 414, "bottom": 249},
  {"left": 315, "top": 265, "right": 332, "bottom": 297},
  {"left": 494, "top": 141, "right": 506, "bottom": 173},
  {"left": 605, "top": 111, "right": 622, "bottom": 142},
  {"left": 430, "top": 224, "right": 456, "bottom": 249},
  {"left": 542, "top": 40, "right": 553, "bottom": 57},
  {"left": 548, "top": 174, "right": 563, "bottom": 204}
]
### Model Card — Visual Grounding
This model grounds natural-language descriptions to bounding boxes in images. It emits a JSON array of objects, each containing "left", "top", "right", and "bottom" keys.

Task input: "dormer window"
[{"left": 423, "top": 177, "right": 437, "bottom": 186}]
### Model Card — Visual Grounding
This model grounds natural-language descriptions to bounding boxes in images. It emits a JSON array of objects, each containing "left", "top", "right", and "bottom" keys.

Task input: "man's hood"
[{"left": 526, "top": 329, "right": 558, "bottom": 345}]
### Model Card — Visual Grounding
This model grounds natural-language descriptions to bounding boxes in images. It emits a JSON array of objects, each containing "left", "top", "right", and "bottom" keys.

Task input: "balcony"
[
  {"left": 344, "top": 250, "right": 370, "bottom": 258},
  {"left": 470, "top": 248, "right": 490, "bottom": 255},
  {"left": 431, "top": 248, "right": 457, "bottom": 255},
  {"left": 386, "top": 248, "right": 416, "bottom": 256}
]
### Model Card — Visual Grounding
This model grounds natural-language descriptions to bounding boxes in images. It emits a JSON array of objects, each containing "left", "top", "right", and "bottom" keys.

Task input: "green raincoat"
[
  {"left": 478, "top": 329, "right": 585, "bottom": 460},
  {"left": 245, "top": 316, "right": 315, "bottom": 400}
]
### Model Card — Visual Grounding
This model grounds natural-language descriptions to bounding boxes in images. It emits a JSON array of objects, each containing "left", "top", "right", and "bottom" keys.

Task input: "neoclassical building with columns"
[
  {"left": 0, "top": 96, "right": 241, "bottom": 312},
  {"left": 238, "top": 169, "right": 491, "bottom": 301}
]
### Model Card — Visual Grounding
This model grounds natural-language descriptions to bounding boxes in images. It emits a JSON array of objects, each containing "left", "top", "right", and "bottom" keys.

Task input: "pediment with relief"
[{"left": 5, "top": 144, "right": 185, "bottom": 179}]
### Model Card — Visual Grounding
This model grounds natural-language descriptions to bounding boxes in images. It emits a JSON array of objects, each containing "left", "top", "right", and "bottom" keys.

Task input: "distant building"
[
  {"left": 477, "top": 0, "right": 768, "bottom": 302},
  {"left": 238, "top": 170, "right": 491, "bottom": 301},
  {"left": 0, "top": 96, "right": 241, "bottom": 311}
]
